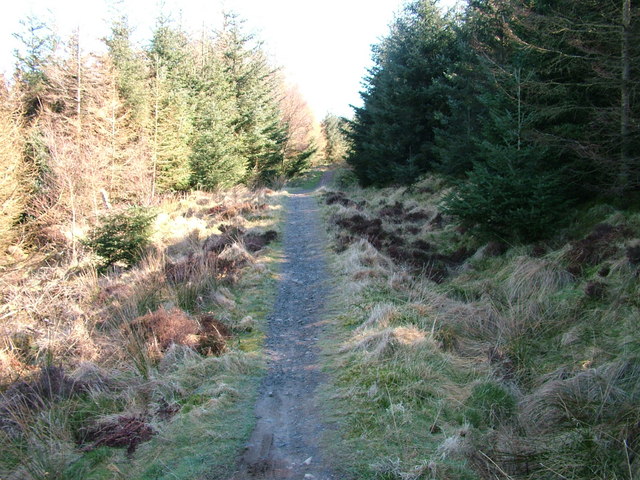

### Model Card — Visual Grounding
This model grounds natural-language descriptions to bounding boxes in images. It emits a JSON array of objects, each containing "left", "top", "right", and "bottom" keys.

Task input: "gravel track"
[{"left": 230, "top": 172, "right": 335, "bottom": 480}]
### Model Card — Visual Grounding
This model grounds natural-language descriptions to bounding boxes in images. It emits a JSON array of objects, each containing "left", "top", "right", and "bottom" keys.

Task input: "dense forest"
[
  {"left": 348, "top": 0, "right": 639, "bottom": 240},
  {"left": 0, "top": 9, "right": 353, "bottom": 259}
]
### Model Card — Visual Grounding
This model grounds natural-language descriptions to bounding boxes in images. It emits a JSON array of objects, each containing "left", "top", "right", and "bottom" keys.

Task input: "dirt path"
[{"left": 230, "top": 172, "right": 335, "bottom": 480}]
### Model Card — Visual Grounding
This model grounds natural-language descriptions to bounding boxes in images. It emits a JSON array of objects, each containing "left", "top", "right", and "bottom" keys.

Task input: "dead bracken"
[
  {"left": 565, "top": 223, "right": 632, "bottom": 274},
  {"left": 81, "top": 415, "right": 155, "bottom": 456},
  {"left": 128, "top": 307, "right": 232, "bottom": 358},
  {"left": 326, "top": 193, "right": 472, "bottom": 281}
]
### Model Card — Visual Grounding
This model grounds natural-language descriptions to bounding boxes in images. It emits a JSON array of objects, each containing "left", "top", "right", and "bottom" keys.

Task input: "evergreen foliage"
[
  {"left": 148, "top": 19, "right": 193, "bottom": 193},
  {"left": 3, "top": 7, "right": 310, "bottom": 253},
  {"left": 12, "top": 15, "right": 58, "bottom": 117},
  {"left": 189, "top": 74, "right": 245, "bottom": 189},
  {"left": 348, "top": 0, "right": 457, "bottom": 186},
  {"left": 442, "top": 150, "right": 571, "bottom": 241},
  {"left": 217, "top": 13, "right": 287, "bottom": 185},
  {"left": 84, "top": 207, "right": 155, "bottom": 270},
  {"left": 104, "top": 15, "right": 150, "bottom": 129},
  {"left": 0, "top": 87, "right": 28, "bottom": 255},
  {"left": 348, "top": 0, "right": 639, "bottom": 239}
]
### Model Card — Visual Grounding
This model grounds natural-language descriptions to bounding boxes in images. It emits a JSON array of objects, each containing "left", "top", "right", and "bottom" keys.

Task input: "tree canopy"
[{"left": 347, "top": 0, "right": 639, "bottom": 239}]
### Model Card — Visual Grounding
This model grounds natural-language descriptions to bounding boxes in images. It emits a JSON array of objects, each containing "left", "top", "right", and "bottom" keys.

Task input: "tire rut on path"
[{"left": 230, "top": 172, "right": 335, "bottom": 480}]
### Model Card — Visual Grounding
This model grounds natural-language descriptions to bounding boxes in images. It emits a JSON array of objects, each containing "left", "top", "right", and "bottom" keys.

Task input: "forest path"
[{"left": 229, "top": 170, "right": 336, "bottom": 480}]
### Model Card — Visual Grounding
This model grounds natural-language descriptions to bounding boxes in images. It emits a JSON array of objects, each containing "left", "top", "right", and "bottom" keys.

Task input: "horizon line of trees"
[
  {"left": 0, "top": 9, "right": 349, "bottom": 257},
  {"left": 347, "top": 0, "right": 639, "bottom": 240}
]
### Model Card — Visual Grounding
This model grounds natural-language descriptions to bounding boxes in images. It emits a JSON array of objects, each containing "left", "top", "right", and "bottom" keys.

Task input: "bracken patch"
[
  {"left": 131, "top": 307, "right": 200, "bottom": 352},
  {"left": 566, "top": 223, "right": 632, "bottom": 274},
  {"left": 81, "top": 415, "right": 154, "bottom": 456},
  {"left": 197, "top": 314, "right": 231, "bottom": 356}
]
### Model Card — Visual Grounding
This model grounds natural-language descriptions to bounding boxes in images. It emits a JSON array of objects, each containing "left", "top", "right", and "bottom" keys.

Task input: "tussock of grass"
[
  {"left": 320, "top": 171, "right": 640, "bottom": 479},
  {"left": 344, "top": 326, "right": 429, "bottom": 361},
  {"left": 0, "top": 187, "right": 284, "bottom": 478},
  {"left": 357, "top": 303, "right": 401, "bottom": 331}
]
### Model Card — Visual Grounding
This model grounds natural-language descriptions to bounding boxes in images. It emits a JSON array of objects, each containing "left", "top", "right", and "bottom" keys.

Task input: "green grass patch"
[
  {"left": 127, "top": 372, "right": 262, "bottom": 480},
  {"left": 318, "top": 169, "right": 640, "bottom": 479},
  {"left": 285, "top": 167, "right": 325, "bottom": 190}
]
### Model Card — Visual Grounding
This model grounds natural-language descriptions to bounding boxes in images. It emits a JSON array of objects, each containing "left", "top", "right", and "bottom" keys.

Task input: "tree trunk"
[
  {"left": 619, "top": 0, "right": 631, "bottom": 192},
  {"left": 151, "top": 54, "right": 159, "bottom": 202}
]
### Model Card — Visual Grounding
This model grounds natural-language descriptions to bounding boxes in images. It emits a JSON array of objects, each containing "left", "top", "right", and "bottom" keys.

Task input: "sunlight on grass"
[
  {"left": 317, "top": 172, "right": 640, "bottom": 479},
  {"left": 0, "top": 187, "right": 286, "bottom": 479}
]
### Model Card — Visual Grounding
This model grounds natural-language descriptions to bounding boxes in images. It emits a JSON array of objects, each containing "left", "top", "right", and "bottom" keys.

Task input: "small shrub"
[
  {"left": 84, "top": 207, "right": 156, "bottom": 271},
  {"left": 442, "top": 154, "right": 571, "bottom": 241},
  {"left": 335, "top": 168, "right": 359, "bottom": 189}
]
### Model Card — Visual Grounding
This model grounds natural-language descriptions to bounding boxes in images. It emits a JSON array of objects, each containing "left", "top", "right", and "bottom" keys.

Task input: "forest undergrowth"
[
  {"left": 318, "top": 169, "right": 640, "bottom": 480},
  {"left": 0, "top": 186, "right": 284, "bottom": 479}
]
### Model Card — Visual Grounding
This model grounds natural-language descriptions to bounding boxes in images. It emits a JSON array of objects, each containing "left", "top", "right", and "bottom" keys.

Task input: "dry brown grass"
[
  {"left": 0, "top": 184, "right": 283, "bottom": 479},
  {"left": 342, "top": 326, "right": 433, "bottom": 365},
  {"left": 0, "top": 89, "right": 28, "bottom": 262},
  {"left": 357, "top": 303, "right": 401, "bottom": 331},
  {"left": 520, "top": 359, "right": 640, "bottom": 435},
  {"left": 0, "top": 187, "right": 280, "bottom": 387},
  {"left": 131, "top": 307, "right": 200, "bottom": 353}
]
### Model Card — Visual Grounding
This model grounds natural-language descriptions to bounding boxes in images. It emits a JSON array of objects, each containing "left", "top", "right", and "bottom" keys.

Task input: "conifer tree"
[
  {"left": 13, "top": 15, "right": 58, "bottom": 117},
  {"left": 104, "top": 15, "right": 150, "bottom": 131},
  {"left": 468, "top": 0, "right": 640, "bottom": 194},
  {"left": 0, "top": 82, "right": 28, "bottom": 255},
  {"left": 432, "top": 14, "right": 486, "bottom": 176},
  {"left": 189, "top": 31, "right": 245, "bottom": 189},
  {"left": 348, "top": 0, "right": 457, "bottom": 186},
  {"left": 103, "top": 17, "right": 153, "bottom": 200},
  {"left": 217, "top": 13, "right": 286, "bottom": 184},
  {"left": 147, "top": 17, "right": 192, "bottom": 194}
]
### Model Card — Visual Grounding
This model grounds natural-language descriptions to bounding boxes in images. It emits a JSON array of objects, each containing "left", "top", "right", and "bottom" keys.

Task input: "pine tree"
[
  {"left": 217, "top": 12, "right": 287, "bottom": 185},
  {"left": 147, "top": 17, "right": 193, "bottom": 194},
  {"left": 103, "top": 17, "right": 153, "bottom": 201},
  {"left": 347, "top": 0, "right": 458, "bottom": 186}
]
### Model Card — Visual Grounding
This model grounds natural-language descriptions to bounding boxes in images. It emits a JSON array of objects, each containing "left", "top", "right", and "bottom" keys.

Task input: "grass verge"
[
  {"left": 317, "top": 171, "right": 640, "bottom": 479},
  {"left": 0, "top": 186, "right": 285, "bottom": 479}
]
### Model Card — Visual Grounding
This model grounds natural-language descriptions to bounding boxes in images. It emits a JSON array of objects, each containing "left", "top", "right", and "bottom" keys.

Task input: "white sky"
[{"left": 1, "top": 0, "right": 459, "bottom": 119}]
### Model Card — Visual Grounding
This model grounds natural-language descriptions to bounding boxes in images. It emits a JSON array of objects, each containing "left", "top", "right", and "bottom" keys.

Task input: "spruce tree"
[
  {"left": 189, "top": 32, "right": 245, "bottom": 189},
  {"left": 13, "top": 14, "right": 58, "bottom": 118},
  {"left": 469, "top": 0, "right": 640, "bottom": 194},
  {"left": 348, "top": 0, "right": 458, "bottom": 186},
  {"left": 147, "top": 17, "right": 192, "bottom": 194},
  {"left": 217, "top": 13, "right": 286, "bottom": 185},
  {"left": 104, "top": 15, "right": 150, "bottom": 131}
]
